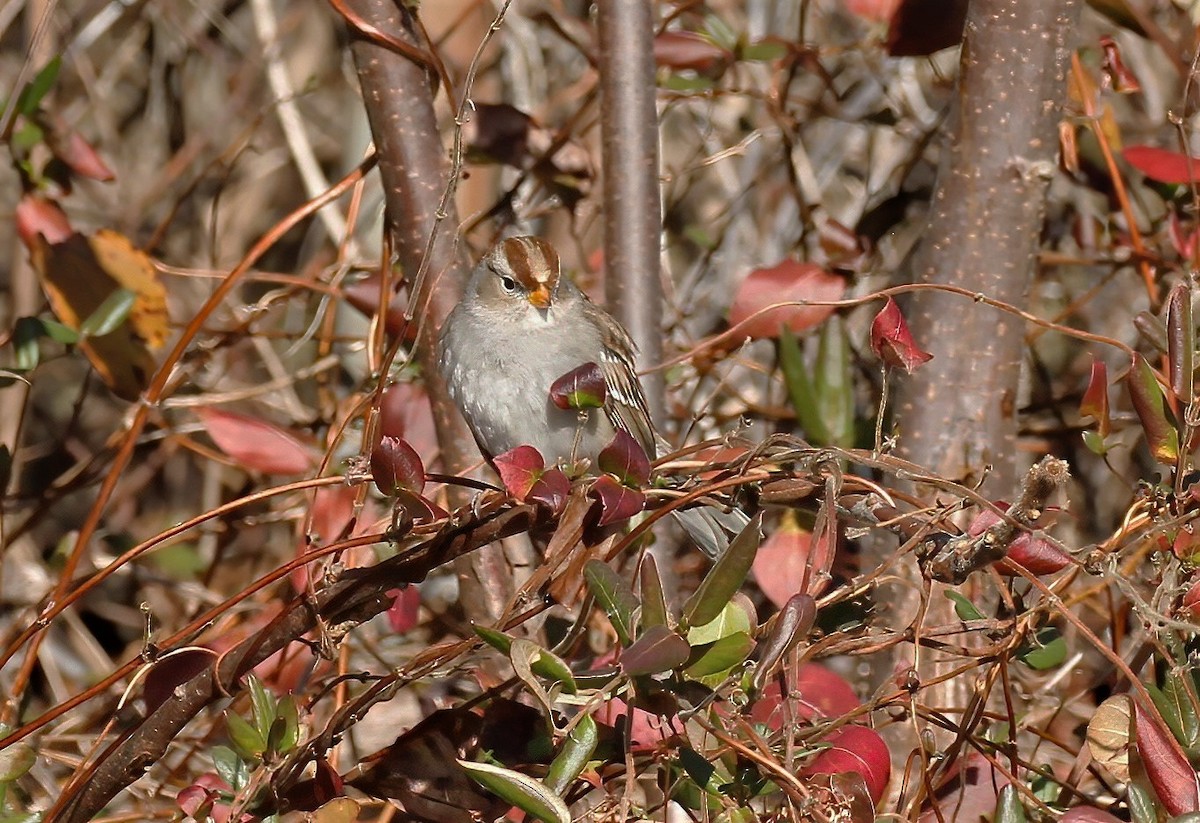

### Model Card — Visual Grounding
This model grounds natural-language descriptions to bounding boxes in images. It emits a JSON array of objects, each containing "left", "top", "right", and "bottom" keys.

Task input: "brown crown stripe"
[{"left": 502, "top": 236, "right": 559, "bottom": 291}]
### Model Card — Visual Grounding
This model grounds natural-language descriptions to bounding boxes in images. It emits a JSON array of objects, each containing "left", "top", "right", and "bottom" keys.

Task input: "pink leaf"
[
  {"left": 493, "top": 445, "right": 545, "bottom": 500},
  {"left": 550, "top": 361, "right": 607, "bottom": 410},
  {"left": 729, "top": 261, "right": 845, "bottom": 339},
  {"left": 1080, "top": 357, "right": 1110, "bottom": 437},
  {"left": 653, "top": 31, "right": 731, "bottom": 71},
  {"left": 196, "top": 408, "right": 316, "bottom": 475},
  {"left": 752, "top": 516, "right": 835, "bottom": 606},
  {"left": 370, "top": 435, "right": 425, "bottom": 497},
  {"left": 1125, "top": 145, "right": 1200, "bottom": 184},
  {"left": 590, "top": 474, "right": 646, "bottom": 526},
  {"left": 598, "top": 429, "right": 650, "bottom": 487},
  {"left": 16, "top": 194, "right": 72, "bottom": 248},
  {"left": 58, "top": 131, "right": 115, "bottom": 181},
  {"left": 870, "top": 297, "right": 932, "bottom": 373},
  {"left": 594, "top": 696, "right": 685, "bottom": 752},
  {"left": 802, "top": 724, "right": 892, "bottom": 805},
  {"left": 967, "top": 506, "right": 1071, "bottom": 576},
  {"left": 386, "top": 586, "right": 421, "bottom": 633},
  {"left": 1061, "top": 809, "right": 1123, "bottom": 823},
  {"left": 842, "top": 0, "right": 901, "bottom": 23},
  {"left": 751, "top": 662, "right": 860, "bottom": 729}
]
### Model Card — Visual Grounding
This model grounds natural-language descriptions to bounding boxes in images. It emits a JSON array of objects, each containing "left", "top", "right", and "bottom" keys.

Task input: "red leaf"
[
  {"left": 752, "top": 515, "right": 835, "bottom": 606},
  {"left": 870, "top": 297, "right": 932, "bottom": 373},
  {"left": 729, "top": 261, "right": 845, "bottom": 339},
  {"left": 886, "top": 0, "right": 968, "bottom": 56},
  {"left": 196, "top": 408, "right": 316, "bottom": 475},
  {"left": 16, "top": 194, "right": 72, "bottom": 248},
  {"left": 1099, "top": 35, "right": 1140, "bottom": 93},
  {"left": 550, "top": 361, "right": 607, "bottom": 410},
  {"left": 493, "top": 445, "right": 545, "bottom": 500},
  {"left": 527, "top": 467, "right": 570, "bottom": 513},
  {"left": 1182, "top": 577, "right": 1200, "bottom": 618},
  {"left": 598, "top": 429, "right": 651, "bottom": 487},
  {"left": 1125, "top": 145, "right": 1200, "bottom": 184},
  {"left": 842, "top": 0, "right": 901, "bottom": 23},
  {"left": 58, "top": 131, "right": 115, "bottom": 181},
  {"left": 967, "top": 506, "right": 1071, "bottom": 576},
  {"left": 1061, "top": 809, "right": 1123, "bottom": 823},
  {"left": 1135, "top": 700, "right": 1200, "bottom": 814},
  {"left": 590, "top": 474, "right": 645, "bottom": 526},
  {"left": 751, "top": 662, "right": 861, "bottom": 730},
  {"left": 802, "top": 725, "right": 891, "bottom": 804},
  {"left": 1080, "top": 357, "right": 1110, "bottom": 437},
  {"left": 595, "top": 696, "right": 685, "bottom": 752},
  {"left": 143, "top": 648, "right": 218, "bottom": 713},
  {"left": 1169, "top": 211, "right": 1198, "bottom": 260},
  {"left": 379, "top": 383, "right": 438, "bottom": 463},
  {"left": 370, "top": 435, "right": 425, "bottom": 497},
  {"left": 386, "top": 586, "right": 421, "bottom": 633},
  {"left": 653, "top": 31, "right": 731, "bottom": 72}
]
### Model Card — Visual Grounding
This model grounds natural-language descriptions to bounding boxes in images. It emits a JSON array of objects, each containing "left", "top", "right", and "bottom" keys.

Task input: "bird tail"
[{"left": 672, "top": 504, "right": 751, "bottom": 559}]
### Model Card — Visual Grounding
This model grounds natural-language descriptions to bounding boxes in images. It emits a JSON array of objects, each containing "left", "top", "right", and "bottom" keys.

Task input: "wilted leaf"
[
  {"left": 870, "top": 297, "right": 932, "bottom": 373},
  {"left": 729, "top": 261, "right": 845, "bottom": 339},
  {"left": 197, "top": 408, "right": 317, "bottom": 475},
  {"left": 550, "top": 361, "right": 606, "bottom": 410},
  {"left": 753, "top": 593, "right": 816, "bottom": 691}
]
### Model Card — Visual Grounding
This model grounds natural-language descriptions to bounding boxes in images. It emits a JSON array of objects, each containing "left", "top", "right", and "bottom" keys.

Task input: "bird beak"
[{"left": 527, "top": 284, "right": 552, "bottom": 309}]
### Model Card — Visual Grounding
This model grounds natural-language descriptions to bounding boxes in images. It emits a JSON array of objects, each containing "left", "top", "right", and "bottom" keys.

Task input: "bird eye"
[{"left": 499, "top": 276, "right": 518, "bottom": 294}]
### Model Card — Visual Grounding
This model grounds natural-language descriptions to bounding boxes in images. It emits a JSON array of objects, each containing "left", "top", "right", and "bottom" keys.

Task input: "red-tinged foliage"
[
  {"left": 379, "top": 382, "right": 438, "bottom": 461},
  {"left": 341, "top": 274, "right": 412, "bottom": 342},
  {"left": 386, "top": 586, "right": 421, "bottom": 633},
  {"left": 751, "top": 662, "right": 861, "bottom": 729},
  {"left": 370, "top": 435, "right": 425, "bottom": 498},
  {"left": 598, "top": 429, "right": 650, "bottom": 487},
  {"left": 1134, "top": 700, "right": 1200, "bottom": 815},
  {"left": 653, "top": 31, "right": 731, "bottom": 72},
  {"left": 178, "top": 773, "right": 254, "bottom": 823},
  {"left": 493, "top": 445, "right": 545, "bottom": 500},
  {"left": 59, "top": 131, "right": 116, "bottom": 181},
  {"left": 1099, "top": 35, "right": 1140, "bottom": 93},
  {"left": 1173, "top": 525, "right": 1200, "bottom": 565},
  {"left": 595, "top": 696, "right": 685, "bottom": 751},
  {"left": 752, "top": 514, "right": 836, "bottom": 605},
  {"left": 870, "top": 297, "right": 932, "bottom": 373},
  {"left": 841, "top": 0, "right": 901, "bottom": 24},
  {"left": 1080, "top": 357, "right": 1111, "bottom": 437},
  {"left": 801, "top": 724, "right": 891, "bottom": 804},
  {"left": 917, "top": 753, "right": 1009, "bottom": 822},
  {"left": 728, "top": 260, "right": 845, "bottom": 339},
  {"left": 16, "top": 194, "right": 73, "bottom": 247},
  {"left": 967, "top": 506, "right": 1071, "bottom": 576},
  {"left": 549, "top": 361, "right": 607, "bottom": 410},
  {"left": 284, "top": 757, "right": 345, "bottom": 812},
  {"left": 196, "top": 408, "right": 317, "bottom": 476},
  {"left": 1124, "top": 145, "right": 1200, "bottom": 184},
  {"left": 527, "top": 467, "right": 570, "bottom": 513},
  {"left": 1127, "top": 353, "right": 1180, "bottom": 464},
  {"left": 590, "top": 474, "right": 646, "bottom": 526},
  {"left": 141, "top": 648, "right": 218, "bottom": 714},
  {"left": 886, "top": 0, "right": 967, "bottom": 56},
  {"left": 1182, "top": 577, "right": 1200, "bottom": 618},
  {"left": 1169, "top": 210, "right": 1199, "bottom": 260}
]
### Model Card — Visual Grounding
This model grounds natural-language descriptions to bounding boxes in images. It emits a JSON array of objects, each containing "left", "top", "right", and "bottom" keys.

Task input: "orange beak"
[{"left": 527, "top": 284, "right": 552, "bottom": 309}]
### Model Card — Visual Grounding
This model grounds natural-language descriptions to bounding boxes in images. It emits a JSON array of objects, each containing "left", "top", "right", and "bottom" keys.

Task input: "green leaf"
[
  {"left": 544, "top": 715, "right": 598, "bottom": 794},
  {"left": 12, "top": 317, "right": 41, "bottom": 371},
  {"left": 459, "top": 760, "right": 571, "bottom": 823},
  {"left": 583, "top": 560, "right": 639, "bottom": 646},
  {"left": 40, "top": 318, "right": 78, "bottom": 345},
  {"left": 211, "top": 745, "right": 249, "bottom": 791},
  {"left": 678, "top": 746, "right": 718, "bottom": 791},
  {"left": 0, "top": 742, "right": 35, "bottom": 782},
  {"left": 16, "top": 57, "right": 61, "bottom": 117},
  {"left": 474, "top": 623, "right": 514, "bottom": 655},
  {"left": 1148, "top": 671, "right": 1200, "bottom": 750},
  {"left": 993, "top": 784, "right": 1027, "bottom": 822},
  {"left": 226, "top": 711, "right": 266, "bottom": 760},
  {"left": 1018, "top": 626, "right": 1067, "bottom": 670},
  {"left": 779, "top": 327, "right": 829, "bottom": 445},
  {"left": 1081, "top": 429, "right": 1109, "bottom": 455},
  {"left": 1127, "top": 782, "right": 1157, "bottom": 823},
  {"left": 1127, "top": 353, "right": 1179, "bottom": 464},
  {"left": 78, "top": 288, "right": 136, "bottom": 338},
  {"left": 813, "top": 316, "right": 854, "bottom": 448},
  {"left": 682, "top": 513, "right": 763, "bottom": 629},
  {"left": 686, "top": 598, "right": 753, "bottom": 646},
  {"left": 739, "top": 40, "right": 788, "bottom": 62},
  {"left": 247, "top": 674, "right": 277, "bottom": 740},
  {"left": 639, "top": 555, "right": 669, "bottom": 631},
  {"left": 945, "top": 590, "right": 986, "bottom": 621},
  {"left": 685, "top": 631, "right": 755, "bottom": 679},
  {"left": 275, "top": 695, "right": 300, "bottom": 753},
  {"left": 660, "top": 73, "right": 716, "bottom": 92}
]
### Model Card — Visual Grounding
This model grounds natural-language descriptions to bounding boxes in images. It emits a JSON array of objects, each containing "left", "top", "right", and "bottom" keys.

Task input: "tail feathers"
[{"left": 672, "top": 504, "right": 751, "bottom": 559}]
